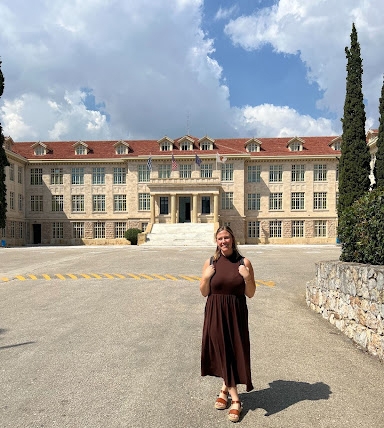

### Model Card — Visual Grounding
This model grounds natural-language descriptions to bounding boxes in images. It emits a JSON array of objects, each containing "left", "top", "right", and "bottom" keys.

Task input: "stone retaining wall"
[{"left": 306, "top": 261, "right": 384, "bottom": 361}]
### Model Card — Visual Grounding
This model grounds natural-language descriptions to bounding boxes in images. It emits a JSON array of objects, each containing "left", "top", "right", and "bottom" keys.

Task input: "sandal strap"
[{"left": 220, "top": 390, "right": 229, "bottom": 395}]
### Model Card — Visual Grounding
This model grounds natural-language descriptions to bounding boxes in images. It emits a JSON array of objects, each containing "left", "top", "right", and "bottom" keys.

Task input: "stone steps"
[{"left": 143, "top": 223, "right": 215, "bottom": 246}]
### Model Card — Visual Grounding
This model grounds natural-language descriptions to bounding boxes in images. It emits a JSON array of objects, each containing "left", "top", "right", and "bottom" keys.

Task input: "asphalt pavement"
[{"left": 0, "top": 244, "right": 383, "bottom": 428}]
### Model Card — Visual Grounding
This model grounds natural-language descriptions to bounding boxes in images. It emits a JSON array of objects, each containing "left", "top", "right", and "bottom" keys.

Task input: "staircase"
[{"left": 143, "top": 223, "right": 215, "bottom": 247}]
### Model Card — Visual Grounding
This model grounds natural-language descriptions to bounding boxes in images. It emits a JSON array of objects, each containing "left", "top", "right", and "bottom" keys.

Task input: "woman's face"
[{"left": 216, "top": 230, "right": 233, "bottom": 256}]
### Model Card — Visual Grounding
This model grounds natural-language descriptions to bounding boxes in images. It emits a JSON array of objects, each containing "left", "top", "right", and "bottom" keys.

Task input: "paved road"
[{"left": 0, "top": 245, "right": 383, "bottom": 428}]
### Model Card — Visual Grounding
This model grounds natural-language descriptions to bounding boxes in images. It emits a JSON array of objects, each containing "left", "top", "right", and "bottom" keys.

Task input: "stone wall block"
[{"left": 376, "top": 272, "right": 384, "bottom": 291}]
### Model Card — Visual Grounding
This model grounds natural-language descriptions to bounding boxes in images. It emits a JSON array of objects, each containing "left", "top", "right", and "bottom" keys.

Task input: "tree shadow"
[
  {"left": 239, "top": 380, "right": 332, "bottom": 418},
  {"left": 0, "top": 341, "right": 36, "bottom": 350}
]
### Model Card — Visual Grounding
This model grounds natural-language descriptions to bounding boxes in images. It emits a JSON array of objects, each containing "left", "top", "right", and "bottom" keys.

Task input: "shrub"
[
  {"left": 124, "top": 228, "right": 142, "bottom": 245},
  {"left": 338, "top": 188, "right": 384, "bottom": 265}
]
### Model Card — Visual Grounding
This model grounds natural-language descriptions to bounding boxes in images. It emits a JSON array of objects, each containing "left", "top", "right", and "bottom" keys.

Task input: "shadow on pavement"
[
  {"left": 240, "top": 379, "right": 332, "bottom": 417},
  {"left": 0, "top": 341, "right": 36, "bottom": 350}
]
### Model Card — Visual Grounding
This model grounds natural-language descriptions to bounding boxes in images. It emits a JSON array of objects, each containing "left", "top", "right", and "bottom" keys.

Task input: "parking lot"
[{"left": 1, "top": 244, "right": 383, "bottom": 428}]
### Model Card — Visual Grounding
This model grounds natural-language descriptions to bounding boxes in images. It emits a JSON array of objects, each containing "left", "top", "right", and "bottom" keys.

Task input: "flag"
[
  {"left": 195, "top": 154, "right": 202, "bottom": 166},
  {"left": 172, "top": 154, "right": 178, "bottom": 170},
  {"left": 216, "top": 153, "right": 227, "bottom": 164},
  {"left": 147, "top": 156, "right": 152, "bottom": 171}
]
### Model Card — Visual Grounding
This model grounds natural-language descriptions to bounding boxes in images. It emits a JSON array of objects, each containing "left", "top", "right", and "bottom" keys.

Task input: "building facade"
[{"left": 1, "top": 132, "right": 378, "bottom": 246}]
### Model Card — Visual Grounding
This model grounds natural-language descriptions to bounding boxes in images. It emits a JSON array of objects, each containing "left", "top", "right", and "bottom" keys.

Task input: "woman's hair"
[{"left": 213, "top": 225, "right": 242, "bottom": 260}]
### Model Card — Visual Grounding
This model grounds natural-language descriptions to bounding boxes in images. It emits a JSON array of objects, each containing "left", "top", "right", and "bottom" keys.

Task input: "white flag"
[{"left": 216, "top": 153, "right": 227, "bottom": 163}]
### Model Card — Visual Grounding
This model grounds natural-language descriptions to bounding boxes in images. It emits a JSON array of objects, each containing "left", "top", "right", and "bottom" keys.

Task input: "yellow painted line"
[
  {"left": 67, "top": 274, "right": 78, "bottom": 280},
  {"left": 1, "top": 277, "right": 9, "bottom": 282},
  {"left": 152, "top": 274, "right": 167, "bottom": 280},
  {"left": 138, "top": 274, "right": 154, "bottom": 280},
  {"left": 80, "top": 273, "right": 91, "bottom": 279},
  {"left": 15, "top": 275, "right": 27, "bottom": 281},
  {"left": 179, "top": 275, "right": 196, "bottom": 282},
  {"left": 90, "top": 273, "right": 102, "bottom": 279},
  {"left": 189, "top": 275, "right": 201, "bottom": 280},
  {"left": 164, "top": 274, "right": 178, "bottom": 281},
  {"left": 256, "top": 280, "right": 275, "bottom": 287},
  {"left": 28, "top": 274, "right": 38, "bottom": 280},
  {"left": 102, "top": 273, "right": 115, "bottom": 279},
  {"left": 114, "top": 273, "right": 126, "bottom": 279},
  {"left": 42, "top": 274, "right": 51, "bottom": 280},
  {"left": 55, "top": 274, "right": 66, "bottom": 280},
  {"left": 127, "top": 273, "right": 141, "bottom": 279}
]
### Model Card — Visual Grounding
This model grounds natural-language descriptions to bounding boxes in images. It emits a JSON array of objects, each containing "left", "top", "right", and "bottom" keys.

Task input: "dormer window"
[
  {"left": 329, "top": 137, "right": 342, "bottom": 151},
  {"left": 73, "top": 141, "right": 89, "bottom": 155},
  {"left": 32, "top": 142, "right": 48, "bottom": 156},
  {"left": 114, "top": 140, "right": 130, "bottom": 155},
  {"left": 158, "top": 136, "right": 174, "bottom": 152},
  {"left": 245, "top": 138, "right": 262, "bottom": 153},
  {"left": 287, "top": 137, "right": 304, "bottom": 152},
  {"left": 199, "top": 136, "right": 214, "bottom": 151},
  {"left": 180, "top": 141, "right": 191, "bottom": 151}
]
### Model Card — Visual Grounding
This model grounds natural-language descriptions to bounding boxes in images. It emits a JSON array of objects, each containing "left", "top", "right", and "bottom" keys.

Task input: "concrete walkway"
[{"left": 0, "top": 245, "right": 383, "bottom": 427}]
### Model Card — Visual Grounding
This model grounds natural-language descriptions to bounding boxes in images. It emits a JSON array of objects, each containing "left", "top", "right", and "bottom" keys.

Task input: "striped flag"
[
  {"left": 172, "top": 154, "right": 178, "bottom": 170},
  {"left": 147, "top": 156, "right": 152, "bottom": 171},
  {"left": 195, "top": 154, "right": 202, "bottom": 166}
]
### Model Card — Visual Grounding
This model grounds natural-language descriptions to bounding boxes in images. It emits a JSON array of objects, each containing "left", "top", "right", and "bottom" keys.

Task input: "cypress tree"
[
  {"left": 338, "top": 23, "right": 371, "bottom": 217},
  {"left": 375, "top": 77, "right": 384, "bottom": 188},
  {"left": 0, "top": 59, "right": 9, "bottom": 230}
]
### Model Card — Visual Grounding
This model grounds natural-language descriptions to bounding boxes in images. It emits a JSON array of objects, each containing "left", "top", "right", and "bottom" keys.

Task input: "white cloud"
[{"left": 214, "top": 6, "right": 238, "bottom": 21}]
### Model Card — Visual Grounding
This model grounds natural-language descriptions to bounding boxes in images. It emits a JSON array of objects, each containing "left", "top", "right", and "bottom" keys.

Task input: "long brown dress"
[{"left": 201, "top": 252, "right": 254, "bottom": 392}]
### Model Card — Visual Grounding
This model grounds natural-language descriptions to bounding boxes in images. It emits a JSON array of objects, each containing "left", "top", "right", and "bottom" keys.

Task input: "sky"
[{"left": 0, "top": 0, "right": 383, "bottom": 142}]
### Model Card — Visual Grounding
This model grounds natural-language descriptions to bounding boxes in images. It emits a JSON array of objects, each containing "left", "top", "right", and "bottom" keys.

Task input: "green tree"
[
  {"left": 338, "top": 23, "right": 371, "bottom": 217},
  {"left": 375, "top": 76, "right": 384, "bottom": 188},
  {"left": 0, "top": 59, "right": 9, "bottom": 230}
]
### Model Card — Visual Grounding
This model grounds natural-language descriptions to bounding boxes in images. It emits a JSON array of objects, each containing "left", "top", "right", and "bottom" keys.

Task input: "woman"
[{"left": 200, "top": 226, "right": 256, "bottom": 423}]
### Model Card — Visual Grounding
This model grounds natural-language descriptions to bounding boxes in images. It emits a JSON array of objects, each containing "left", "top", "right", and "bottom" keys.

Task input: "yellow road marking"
[
  {"left": 55, "top": 274, "right": 66, "bottom": 280},
  {"left": 1, "top": 277, "right": 9, "bottom": 282},
  {"left": 138, "top": 274, "right": 154, "bottom": 280},
  {"left": 90, "top": 273, "right": 102, "bottom": 279},
  {"left": 127, "top": 273, "right": 141, "bottom": 279},
  {"left": 15, "top": 275, "right": 26, "bottom": 281},
  {"left": 255, "top": 280, "right": 275, "bottom": 287},
  {"left": 164, "top": 274, "right": 178, "bottom": 281},
  {"left": 102, "top": 273, "right": 115, "bottom": 279},
  {"left": 189, "top": 275, "right": 201, "bottom": 280},
  {"left": 42, "top": 274, "right": 51, "bottom": 280},
  {"left": 28, "top": 274, "right": 38, "bottom": 280},
  {"left": 80, "top": 274, "right": 91, "bottom": 279},
  {"left": 67, "top": 274, "right": 78, "bottom": 279},
  {"left": 179, "top": 275, "right": 196, "bottom": 281},
  {"left": 114, "top": 273, "right": 126, "bottom": 279},
  {"left": 152, "top": 274, "right": 167, "bottom": 280}
]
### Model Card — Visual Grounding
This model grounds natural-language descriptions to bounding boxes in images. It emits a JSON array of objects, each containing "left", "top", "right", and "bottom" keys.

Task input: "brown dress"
[{"left": 201, "top": 252, "right": 254, "bottom": 392}]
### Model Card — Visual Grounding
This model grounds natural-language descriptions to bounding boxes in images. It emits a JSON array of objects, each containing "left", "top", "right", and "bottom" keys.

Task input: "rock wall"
[{"left": 306, "top": 261, "right": 384, "bottom": 360}]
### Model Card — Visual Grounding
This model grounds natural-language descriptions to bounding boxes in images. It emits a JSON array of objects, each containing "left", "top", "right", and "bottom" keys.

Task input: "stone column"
[
  {"left": 192, "top": 194, "right": 198, "bottom": 223},
  {"left": 213, "top": 193, "right": 219, "bottom": 222},
  {"left": 150, "top": 194, "right": 155, "bottom": 223},
  {"left": 171, "top": 194, "right": 177, "bottom": 223}
]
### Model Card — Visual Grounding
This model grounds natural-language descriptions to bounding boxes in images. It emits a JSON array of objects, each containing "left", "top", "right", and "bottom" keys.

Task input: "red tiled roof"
[{"left": 9, "top": 136, "right": 340, "bottom": 160}]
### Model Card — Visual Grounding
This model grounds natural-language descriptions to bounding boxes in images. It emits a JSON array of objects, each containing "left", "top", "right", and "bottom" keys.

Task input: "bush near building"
[
  {"left": 124, "top": 228, "right": 142, "bottom": 245},
  {"left": 338, "top": 188, "right": 384, "bottom": 265}
]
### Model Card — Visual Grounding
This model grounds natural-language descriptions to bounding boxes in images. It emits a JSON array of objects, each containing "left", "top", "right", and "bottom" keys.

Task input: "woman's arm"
[
  {"left": 239, "top": 258, "right": 256, "bottom": 298},
  {"left": 199, "top": 258, "right": 215, "bottom": 297}
]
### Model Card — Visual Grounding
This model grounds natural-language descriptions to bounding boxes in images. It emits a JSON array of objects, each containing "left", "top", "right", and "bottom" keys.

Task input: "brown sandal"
[
  {"left": 214, "top": 389, "right": 229, "bottom": 410},
  {"left": 228, "top": 400, "right": 243, "bottom": 422}
]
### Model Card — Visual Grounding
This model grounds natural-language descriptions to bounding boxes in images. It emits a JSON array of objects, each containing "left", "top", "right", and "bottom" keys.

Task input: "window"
[
  {"left": 314, "top": 220, "right": 327, "bottom": 237},
  {"left": 113, "top": 167, "right": 126, "bottom": 184},
  {"left": 52, "top": 222, "right": 64, "bottom": 239},
  {"left": 34, "top": 145, "right": 46, "bottom": 156},
  {"left": 221, "top": 192, "right": 234, "bottom": 210},
  {"left": 75, "top": 145, "right": 87, "bottom": 155},
  {"left": 291, "top": 164, "right": 305, "bottom": 182},
  {"left": 138, "top": 165, "right": 150, "bottom": 182},
  {"left": 200, "top": 141, "right": 212, "bottom": 150},
  {"left": 72, "top": 167, "right": 84, "bottom": 185},
  {"left": 92, "top": 167, "right": 105, "bottom": 185},
  {"left": 10, "top": 221, "right": 15, "bottom": 238},
  {"left": 180, "top": 141, "right": 190, "bottom": 151},
  {"left": 336, "top": 164, "right": 339, "bottom": 181},
  {"left": 94, "top": 222, "right": 105, "bottom": 238},
  {"left": 116, "top": 144, "right": 128, "bottom": 155},
  {"left": 9, "top": 192, "right": 14, "bottom": 210},
  {"left": 291, "top": 192, "right": 305, "bottom": 210},
  {"left": 50, "top": 168, "right": 63, "bottom": 185},
  {"left": 18, "top": 166, "right": 22, "bottom": 184},
  {"left": 9, "top": 163, "right": 14, "bottom": 181},
  {"left": 1, "top": 227, "right": 6, "bottom": 238},
  {"left": 289, "top": 142, "right": 302, "bottom": 151},
  {"left": 247, "top": 193, "right": 260, "bottom": 210},
  {"left": 141, "top": 222, "right": 148, "bottom": 232},
  {"left": 248, "top": 165, "right": 261, "bottom": 183},
  {"left": 51, "top": 195, "right": 63, "bottom": 212},
  {"left": 161, "top": 142, "right": 172, "bottom": 151},
  {"left": 201, "top": 196, "right": 210, "bottom": 214},
  {"left": 314, "top": 192, "right": 327, "bottom": 210},
  {"left": 269, "top": 220, "right": 282, "bottom": 238},
  {"left": 93, "top": 195, "right": 106, "bottom": 211},
  {"left": 314, "top": 164, "right": 327, "bottom": 181},
  {"left": 247, "top": 143, "right": 260, "bottom": 153},
  {"left": 269, "top": 165, "right": 283, "bottom": 182},
  {"left": 114, "top": 194, "right": 127, "bottom": 211},
  {"left": 269, "top": 192, "right": 282, "bottom": 210},
  {"left": 115, "top": 222, "right": 126, "bottom": 238},
  {"left": 30, "top": 195, "right": 43, "bottom": 212},
  {"left": 159, "top": 164, "right": 171, "bottom": 179},
  {"left": 221, "top": 163, "right": 233, "bottom": 181},
  {"left": 248, "top": 221, "right": 260, "bottom": 238},
  {"left": 179, "top": 164, "right": 192, "bottom": 179},
  {"left": 200, "top": 164, "right": 213, "bottom": 178},
  {"left": 19, "top": 222, "right": 23, "bottom": 239},
  {"left": 292, "top": 220, "right": 304, "bottom": 237},
  {"left": 18, "top": 194, "right": 23, "bottom": 211},
  {"left": 72, "top": 195, "right": 85, "bottom": 212},
  {"left": 160, "top": 197, "right": 169, "bottom": 215},
  {"left": 30, "top": 168, "right": 43, "bottom": 185},
  {"left": 139, "top": 193, "right": 150, "bottom": 211},
  {"left": 72, "top": 222, "right": 84, "bottom": 239},
  {"left": 332, "top": 140, "right": 341, "bottom": 150}
]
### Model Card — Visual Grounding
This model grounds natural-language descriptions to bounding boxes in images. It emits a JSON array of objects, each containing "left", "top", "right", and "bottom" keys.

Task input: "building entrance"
[
  {"left": 33, "top": 224, "right": 41, "bottom": 244},
  {"left": 179, "top": 196, "right": 191, "bottom": 223}
]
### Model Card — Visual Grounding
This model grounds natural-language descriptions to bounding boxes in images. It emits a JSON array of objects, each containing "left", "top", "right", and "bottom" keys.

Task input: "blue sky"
[{"left": 0, "top": 0, "right": 383, "bottom": 142}]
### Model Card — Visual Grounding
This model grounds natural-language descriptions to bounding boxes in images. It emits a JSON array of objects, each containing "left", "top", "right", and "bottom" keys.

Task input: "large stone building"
[{"left": 1, "top": 131, "right": 378, "bottom": 246}]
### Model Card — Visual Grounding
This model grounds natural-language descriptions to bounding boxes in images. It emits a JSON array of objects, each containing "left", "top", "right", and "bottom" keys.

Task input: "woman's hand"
[
  {"left": 239, "top": 258, "right": 256, "bottom": 298},
  {"left": 199, "top": 259, "right": 215, "bottom": 297}
]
